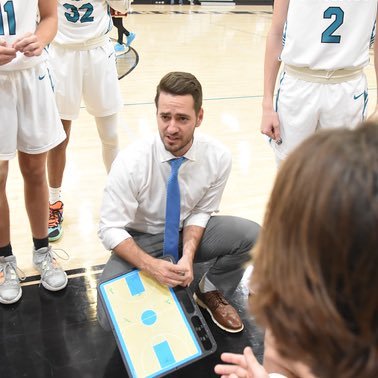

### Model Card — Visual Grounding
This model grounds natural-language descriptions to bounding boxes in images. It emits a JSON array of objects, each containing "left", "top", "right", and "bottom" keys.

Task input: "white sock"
[
  {"left": 198, "top": 275, "right": 217, "bottom": 293},
  {"left": 95, "top": 114, "right": 120, "bottom": 173},
  {"left": 49, "top": 187, "right": 61, "bottom": 204}
]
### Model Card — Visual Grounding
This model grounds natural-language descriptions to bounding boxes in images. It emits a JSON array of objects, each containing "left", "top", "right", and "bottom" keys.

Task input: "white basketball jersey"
[
  {"left": 0, "top": 0, "right": 43, "bottom": 71},
  {"left": 54, "top": 0, "right": 113, "bottom": 45},
  {"left": 281, "top": 0, "right": 377, "bottom": 70}
]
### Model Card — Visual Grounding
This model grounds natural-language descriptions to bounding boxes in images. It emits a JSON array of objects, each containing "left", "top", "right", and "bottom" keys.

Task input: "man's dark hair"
[{"left": 155, "top": 72, "right": 203, "bottom": 115}]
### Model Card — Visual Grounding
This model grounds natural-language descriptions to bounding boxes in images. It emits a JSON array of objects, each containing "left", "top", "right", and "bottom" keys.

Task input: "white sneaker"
[
  {"left": 0, "top": 255, "right": 25, "bottom": 304},
  {"left": 33, "top": 246, "right": 68, "bottom": 291}
]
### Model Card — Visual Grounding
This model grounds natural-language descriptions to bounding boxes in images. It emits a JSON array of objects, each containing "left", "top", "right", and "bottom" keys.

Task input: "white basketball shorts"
[
  {"left": 0, "top": 62, "right": 66, "bottom": 160},
  {"left": 49, "top": 39, "right": 123, "bottom": 120},
  {"left": 272, "top": 71, "right": 368, "bottom": 162}
]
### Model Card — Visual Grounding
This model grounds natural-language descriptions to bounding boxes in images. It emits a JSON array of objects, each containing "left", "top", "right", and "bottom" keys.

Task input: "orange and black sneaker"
[{"left": 48, "top": 201, "right": 64, "bottom": 242}]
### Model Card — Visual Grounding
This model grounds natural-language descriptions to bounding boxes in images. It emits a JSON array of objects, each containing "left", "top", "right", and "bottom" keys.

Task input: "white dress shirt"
[{"left": 98, "top": 132, "right": 232, "bottom": 251}]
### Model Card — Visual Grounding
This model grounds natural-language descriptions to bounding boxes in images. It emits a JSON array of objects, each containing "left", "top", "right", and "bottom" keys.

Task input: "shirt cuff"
[
  {"left": 100, "top": 228, "right": 132, "bottom": 251},
  {"left": 183, "top": 213, "right": 210, "bottom": 228}
]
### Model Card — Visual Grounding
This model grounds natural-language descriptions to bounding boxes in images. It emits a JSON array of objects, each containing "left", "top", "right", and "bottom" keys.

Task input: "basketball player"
[
  {"left": 47, "top": 0, "right": 130, "bottom": 242},
  {"left": 261, "top": 0, "right": 378, "bottom": 164},
  {"left": 0, "top": 0, "right": 68, "bottom": 304},
  {"left": 111, "top": 8, "right": 136, "bottom": 52}
]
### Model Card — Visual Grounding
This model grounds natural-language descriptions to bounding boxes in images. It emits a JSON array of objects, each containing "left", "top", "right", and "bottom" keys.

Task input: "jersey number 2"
[
  {"left": 321, "top": 7, "right": 344, "bottom": 43},
  {"left": 64, "top": 3, "right": 94, "bottom": 23},
  {"left": 0, "top": 0, "right": 16, "bottom": 35}
]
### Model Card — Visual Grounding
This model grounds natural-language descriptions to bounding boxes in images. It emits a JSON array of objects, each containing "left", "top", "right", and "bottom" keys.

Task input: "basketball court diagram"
[{"left": 100, "top": 270, "right": 202, "bottom": 377}]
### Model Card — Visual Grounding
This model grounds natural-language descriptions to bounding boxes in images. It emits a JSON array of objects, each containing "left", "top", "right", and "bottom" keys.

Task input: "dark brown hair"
[
  {"left": 155, "top": 72, "right": 203, "bottom": 115},
  {"left": 251, "top": 122, "right": 378, "bottom": 378}
]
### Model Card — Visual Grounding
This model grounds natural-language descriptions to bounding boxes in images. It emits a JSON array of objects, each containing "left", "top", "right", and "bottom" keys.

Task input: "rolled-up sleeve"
[{"left": 184, "top": 212, "right": 211, "bottom": 228}]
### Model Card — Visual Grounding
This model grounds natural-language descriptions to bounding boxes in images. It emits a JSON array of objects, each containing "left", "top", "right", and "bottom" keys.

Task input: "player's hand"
[
  {"left": 0, "top": 40, "right": 17, "bottom": 66},
  {"left": 113, "top": 10, "right": 127, "bottom": 16},
  {"left": 13, "top": 32, "right": 44, "bottom": 57},
  {"left": 146, "top": 258, "right": 189, "bottom": 288},
  {"left": 214, "top": 347, "right": 269, "bottom": 378},
  {"left": 176, "top": 254, "right": 194, "bottom": 287},
  {"left": 261, "top": 109, "right": 282, "bottom": 144}
]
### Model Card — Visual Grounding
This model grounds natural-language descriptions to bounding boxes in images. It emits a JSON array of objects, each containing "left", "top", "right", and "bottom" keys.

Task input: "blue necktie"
[{"left": 163, "top": 157, "right": 185, "bottom": 262}]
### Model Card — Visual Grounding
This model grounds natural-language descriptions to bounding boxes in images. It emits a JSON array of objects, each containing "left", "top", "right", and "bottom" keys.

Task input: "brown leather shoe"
[{"left": 194, "top": 290, "right": 244, "bottom": 333}]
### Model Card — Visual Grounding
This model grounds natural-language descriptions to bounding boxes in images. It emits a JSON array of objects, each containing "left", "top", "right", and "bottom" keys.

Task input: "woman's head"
[{"left": 251, "top": 122, "right": 378, "bottom": 378}]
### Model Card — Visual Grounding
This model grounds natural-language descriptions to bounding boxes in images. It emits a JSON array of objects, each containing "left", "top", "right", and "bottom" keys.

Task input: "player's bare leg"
[
  {"left": 47, "top": 120, "right": 71, "bottom": 241},
  {"left": 18, "top": 151, "right": 49, "bottom": 239},
  {"left": 47, "top": 120, "right": 71, "bottom": 189},
  {"left": 0, "top": 160, "right": 10, "bottom": 247},
  {"left": 20, "top": 151, "right": 68, "bottom": 291}
]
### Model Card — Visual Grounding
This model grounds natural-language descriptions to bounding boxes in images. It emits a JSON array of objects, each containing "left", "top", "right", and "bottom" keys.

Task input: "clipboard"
[{"left": 98, "top": 266, "right": 217, "bottom": 378}]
